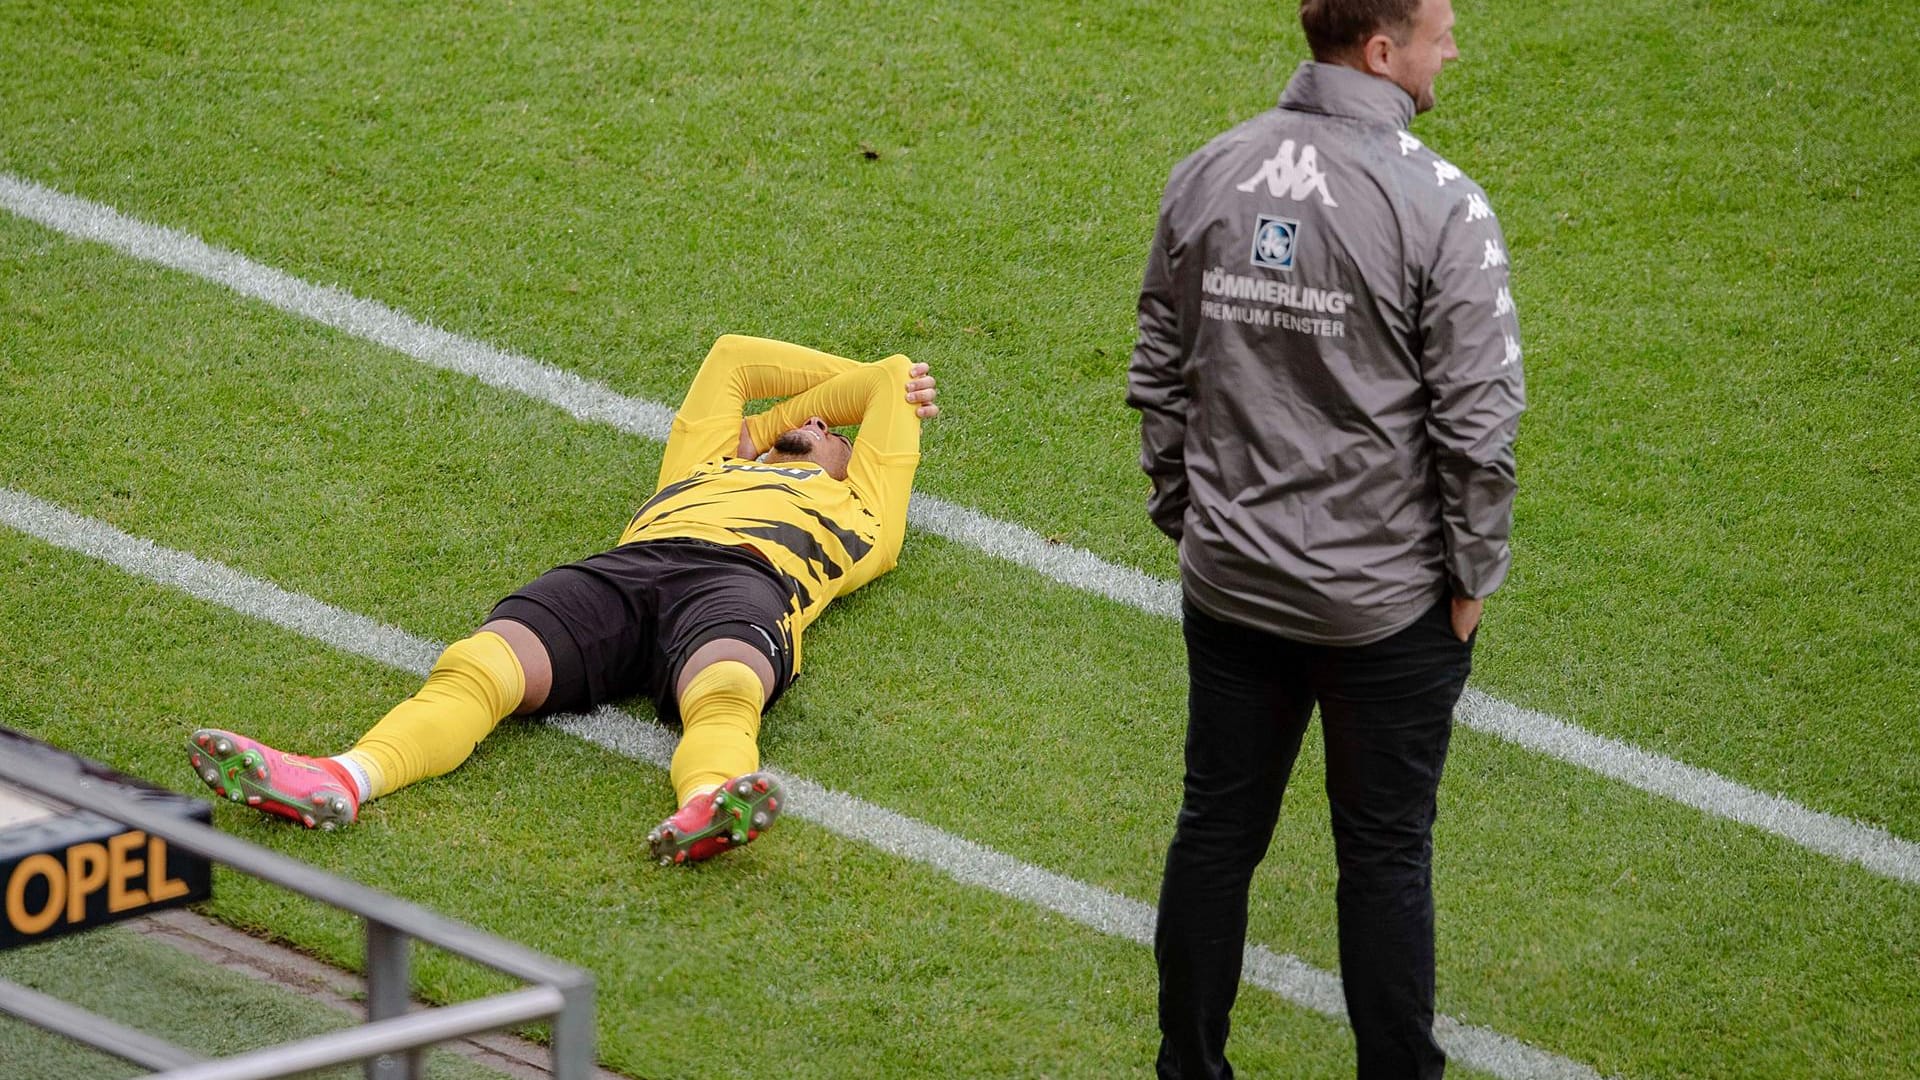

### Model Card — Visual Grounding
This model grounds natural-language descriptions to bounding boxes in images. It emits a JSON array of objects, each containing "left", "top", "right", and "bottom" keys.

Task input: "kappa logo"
[
  {"left": 1249, "top": 215, "right": 1301, "bottom": 271},
  {"left": 1434, "top": 159, "right": 1463, "bottom": 187},
  {"left": 1495, "top": 286, "right": 1514, "bottom": 316},
  {"left": 1236, "top": 140, "right": 1338, "bottom": 207},
  {"left": 1481, "top": 239, "right": 1508, "bottom": 269},
  {"left": 1503, "top": 334, "right": 1523, "bottom": 367},
  {"left": 1397, "top": 130, "right": 1423, "bottom": 156},
  {"left": 1466, "top": 193, "right": 1491, "bottom": 221}
]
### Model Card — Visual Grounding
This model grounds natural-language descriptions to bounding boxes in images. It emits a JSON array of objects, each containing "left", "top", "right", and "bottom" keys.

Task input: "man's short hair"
[{"left": 1299, "top": 0, "right": 1422, "bottom": 60}]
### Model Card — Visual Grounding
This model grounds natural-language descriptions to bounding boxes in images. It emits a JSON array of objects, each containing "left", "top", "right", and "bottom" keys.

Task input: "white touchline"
[
  {"left": 2, "top": 172, "right": 1916, "bottom": 891},
  {"left": 0, "top": 488, "right": 1605, "bottom": 1079}
]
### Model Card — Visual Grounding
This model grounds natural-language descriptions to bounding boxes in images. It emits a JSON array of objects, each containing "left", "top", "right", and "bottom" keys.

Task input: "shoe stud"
[
  {"left": 753, "top": 777, "right": 768, "bottom": 793},
  {"left": 214, "top": 738, "right": 233, "bottom": 755}
]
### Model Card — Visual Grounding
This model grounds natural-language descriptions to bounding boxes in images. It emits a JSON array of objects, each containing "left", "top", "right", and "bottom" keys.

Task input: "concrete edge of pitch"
[{"left": 129, "top": 908, "right": 629, "bottom": 1080}]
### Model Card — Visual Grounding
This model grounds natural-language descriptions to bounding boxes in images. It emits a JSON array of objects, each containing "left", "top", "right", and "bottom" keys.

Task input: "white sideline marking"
[
  {"left": 0, "top": 487, "right": 1604, "bottom": 1079},
  {"left": 1, "top": 172, "right": 1915, "bottom": 890}
]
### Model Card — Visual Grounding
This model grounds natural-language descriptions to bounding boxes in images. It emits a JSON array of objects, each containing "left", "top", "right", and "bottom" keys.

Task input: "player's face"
[
  {"left": 1386, "top": 0, "right": 1458, "bottom": 114},
  {"left": 770, "top": 417, "right": 853, "bottom": 480}
]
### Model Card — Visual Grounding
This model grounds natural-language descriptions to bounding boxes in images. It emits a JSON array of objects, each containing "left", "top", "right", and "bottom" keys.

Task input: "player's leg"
[
  {"left": 668, "top": 637, "right": 777, "bottom": 803},
  {"left": 647, "top": 631, "right": 792, "bottom": 866},
  {"left": 186, "top": 552, "right": 640, "bottom": 831},
  {"left": 187, "top": 624, "right": 545, "bottom": 829},
  {"left": 644, "top": 546, "right": 799, "bottom": 865},
  {"left": 333, "top": 618, "right": 548, "bottom": 799}
]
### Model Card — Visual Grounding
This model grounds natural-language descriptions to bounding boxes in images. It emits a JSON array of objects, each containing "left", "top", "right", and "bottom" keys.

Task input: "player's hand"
[
  {"left": 1450, "top": 595, "right": 1483, "bottom": 643},
  {"left": 905, "top": 362, "right": 939, "bottom": 419}
]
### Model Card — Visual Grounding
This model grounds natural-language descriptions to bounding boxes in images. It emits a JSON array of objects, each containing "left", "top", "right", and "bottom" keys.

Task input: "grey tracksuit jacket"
[{"left": 1128, "top": 61, "right": 1525, "bottom": 646}]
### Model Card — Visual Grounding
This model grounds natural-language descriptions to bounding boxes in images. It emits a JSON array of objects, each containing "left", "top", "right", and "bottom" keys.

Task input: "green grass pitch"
[{"left": 1, "top": 0, "right": 1916, "bottom": 1076}]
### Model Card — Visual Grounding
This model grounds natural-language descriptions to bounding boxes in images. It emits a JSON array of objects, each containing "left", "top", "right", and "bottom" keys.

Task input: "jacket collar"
[{"left": 1277, "top": 61, "right": 1416, "bottom": 128}]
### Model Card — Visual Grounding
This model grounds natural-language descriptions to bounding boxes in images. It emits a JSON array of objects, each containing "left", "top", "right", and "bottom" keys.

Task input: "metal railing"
[{"left": 0, "top": 742, "right": 595, "bottom": 1080}]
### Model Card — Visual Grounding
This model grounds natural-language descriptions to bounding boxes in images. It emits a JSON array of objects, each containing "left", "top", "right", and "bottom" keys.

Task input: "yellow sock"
[
  {"left": 670, "top": 661, "right": 765, "bottom": 807},
  {"left": 344, "top": 631, "right": 526, "bottom": 800}
]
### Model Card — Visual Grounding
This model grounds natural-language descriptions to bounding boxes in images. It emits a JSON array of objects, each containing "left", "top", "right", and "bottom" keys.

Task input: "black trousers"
[{"left": 1156, "top": 597, "right": 1473, "bottom": 1080}]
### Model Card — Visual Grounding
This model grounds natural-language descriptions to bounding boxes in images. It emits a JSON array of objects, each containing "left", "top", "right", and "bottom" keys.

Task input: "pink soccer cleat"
[
  {"left": 646, "top": 772, "right": 784, "bottom": 866},
  {"left": 186, "top": 728, "right": 358, "bottom": 830}
]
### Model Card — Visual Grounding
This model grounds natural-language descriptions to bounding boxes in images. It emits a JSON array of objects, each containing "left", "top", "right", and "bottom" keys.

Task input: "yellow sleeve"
[
  {"left": 656, "top": 335, "right": 862, "bottom": 491},
  {"left": 754, "top": 353, "right": 922, "bottom": 573}
]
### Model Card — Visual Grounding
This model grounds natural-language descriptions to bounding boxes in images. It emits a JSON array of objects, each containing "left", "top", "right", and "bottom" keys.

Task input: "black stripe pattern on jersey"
[
  {"left": 798, "top": 506, "right": 874, "bottom": 565},
  {"left": 731, "top": 518, "right": 847, "bottom": 583},
  {"left": 629, "top": 478, "right": 814, "bottom": 532},
  {"left": 628, "top": 474, "right": 710, "bottom": 533}
]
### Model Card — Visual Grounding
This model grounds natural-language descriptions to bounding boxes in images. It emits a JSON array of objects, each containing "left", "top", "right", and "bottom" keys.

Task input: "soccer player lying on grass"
[{"left": 186, "top": 335, "right": 938, "bottom": 865}]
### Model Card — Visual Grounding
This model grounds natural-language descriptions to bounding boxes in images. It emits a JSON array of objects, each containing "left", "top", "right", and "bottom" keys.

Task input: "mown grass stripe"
[
  {"left": 0, "top": 486, "right": 1601, "bottom": 1080},
  {"left": 2, "top": 171, "right": 1913, "bottom": 891}
]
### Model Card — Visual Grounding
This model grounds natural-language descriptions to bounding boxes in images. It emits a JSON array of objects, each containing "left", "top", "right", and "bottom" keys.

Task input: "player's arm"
[
  {"left": 1126, "top": 185, "right": 1190, "bottom": 541},
  {"left": 758, "top": 354, "right": 926, "bottom": 580},
  {"left": 1418, "top": 192, "right": 1527, "bottom": 606},
  {"left": 657, "top": 335, "right": 863, "bottom": 490}
]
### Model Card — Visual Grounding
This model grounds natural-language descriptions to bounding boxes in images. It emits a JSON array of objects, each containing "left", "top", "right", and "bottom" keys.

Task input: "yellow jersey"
[{"left": 619, "top": 335, "right": 922, "bottom": 669}]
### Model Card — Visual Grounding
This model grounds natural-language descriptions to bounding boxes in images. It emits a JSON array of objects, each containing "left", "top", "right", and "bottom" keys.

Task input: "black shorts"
[{"left": 487, "top": 538, "right": 797, "bottom": 722}]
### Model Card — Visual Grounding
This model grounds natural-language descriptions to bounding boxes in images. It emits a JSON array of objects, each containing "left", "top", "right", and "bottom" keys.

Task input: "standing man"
[
  {"left": 1127, "top": 0, "right": 1523, "bottom": 1076},
  {"left": 188, "top": 334, "right": 938, "bottom": 866}
]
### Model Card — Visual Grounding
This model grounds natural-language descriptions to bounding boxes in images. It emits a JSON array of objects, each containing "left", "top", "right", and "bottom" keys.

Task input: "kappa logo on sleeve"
[
  {"left": 1480, "top": 239, "right": 1508, "bottom": 269},
  {"left": 1466, "top": 193, "right": 1491, "bottom": 221},
  {"left": 1495, "top": 286, "right": 1514, "bottom": 315},
  {"left": 1397, "top": 130, "right": 1423, "bottom": 156},
  {"left": 1249, "top": 215, "right": 1301, "bottom": 271},
  {"left": 1434, "top": 159, "right": 1464, "bottom": 186},
  {"left": 1236, "top": 140, "right": 1338, "bottom": 207}
]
